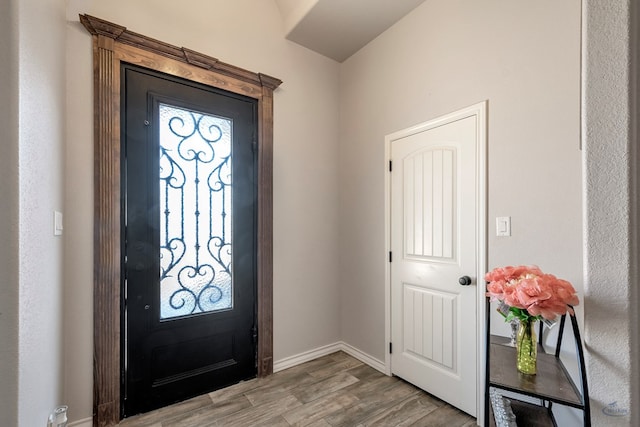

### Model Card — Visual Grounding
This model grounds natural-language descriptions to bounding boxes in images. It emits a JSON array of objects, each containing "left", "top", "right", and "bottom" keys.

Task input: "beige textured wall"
[
  {"left": 64, "top": 0, "right": 341, "bottom": 422},
  {"left": 16, "top": 0, "right": 67, "bottom": 425},
  {"left": 583, "top": 0, "right": 639, "bottom": 424},
  {"left": 338, "top": 0, "right": 582, "bottom": 363},
  {"left": 2, "top": 1, "right": 67, "bottom": 424}
]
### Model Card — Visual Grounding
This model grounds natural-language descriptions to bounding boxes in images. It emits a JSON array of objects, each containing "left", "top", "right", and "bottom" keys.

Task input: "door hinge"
[
  {"left": 389, "top": 251, "right": 392, "bottom": 262},
  {"left": 389, "top": 342, "right": 393, "bottom": 354},
  {"left": 389, "top": 160, "right": 392, "bottom": 172}
]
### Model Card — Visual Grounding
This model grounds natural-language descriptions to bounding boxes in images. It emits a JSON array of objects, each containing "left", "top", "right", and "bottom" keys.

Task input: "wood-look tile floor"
[{"left": 119, "top": 351, "right": 477, "bottom": 427}]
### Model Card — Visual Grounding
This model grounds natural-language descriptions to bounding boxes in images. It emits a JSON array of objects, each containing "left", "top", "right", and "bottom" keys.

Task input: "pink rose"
[
  {"left": 485, "top": 265, "right": 579, "bottom": 321},
  {"left": 486, "top": 280, "right": 506, "bottom": 300},
  {"left": 514, "top": 276, "right": 553, "bottom": 307},
  {"left": 554, "top": 278, "right": 579, "bottom": 306}
]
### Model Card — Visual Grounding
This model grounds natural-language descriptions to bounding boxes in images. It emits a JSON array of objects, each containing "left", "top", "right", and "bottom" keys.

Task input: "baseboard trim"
[
  {"left": 338, "top": 341, "right": 387, "bottom": 374},
  {"left": 273, "top": 342, "right": 343, "bottom": 372},
  {"left": 68, "top": 417, "right": 92, "bottom": 427},
  {"left": 273, "top": 341, "right": 387, "bottom": 375}
]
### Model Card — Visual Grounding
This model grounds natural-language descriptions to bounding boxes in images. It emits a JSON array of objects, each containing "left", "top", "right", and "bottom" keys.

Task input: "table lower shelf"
[{"left": 489, "top": 396, "right": 555, "bottom": 427}]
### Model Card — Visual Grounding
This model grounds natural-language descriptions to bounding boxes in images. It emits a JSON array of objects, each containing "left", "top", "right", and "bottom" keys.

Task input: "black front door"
[{"left": 122, "top": 64, "right": 258, "bottom": 416}]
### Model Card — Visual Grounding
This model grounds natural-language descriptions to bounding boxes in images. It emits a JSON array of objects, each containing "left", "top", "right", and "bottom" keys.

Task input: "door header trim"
[{"left": 80, "top": 14, "right": 282, "bottom": 90}]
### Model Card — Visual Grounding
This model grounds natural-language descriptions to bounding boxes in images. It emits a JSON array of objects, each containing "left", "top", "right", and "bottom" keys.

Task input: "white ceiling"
[{"left": 275, "top": 0, "right": 427, "bottom": 62}]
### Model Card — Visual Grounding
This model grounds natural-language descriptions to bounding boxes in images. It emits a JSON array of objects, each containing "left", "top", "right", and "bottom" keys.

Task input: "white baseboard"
[
  {"left": 273, "top": 341, "right": 387, "bottom": 375},
  {"left": 338, "top": 341, "right": 386, "bottom": 374},
  {"left": 68, "top": 417, "right": 92, "bottom": 427},
  {"left": 273, "top": 342, "right": 343, "bottom": 372}
]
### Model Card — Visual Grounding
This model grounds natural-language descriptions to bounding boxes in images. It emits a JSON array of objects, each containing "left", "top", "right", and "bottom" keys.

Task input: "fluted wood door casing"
[
  {"left": 80, "top": 14, "right": 281, "bottom": 427},
  {"left": 92, "top": 34, "right": 121, "bottom": 427}
]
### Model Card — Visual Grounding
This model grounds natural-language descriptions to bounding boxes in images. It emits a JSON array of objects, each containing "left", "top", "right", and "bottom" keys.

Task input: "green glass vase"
[{"left": 516, "top": 319, "right": 537, "bottom": 375}]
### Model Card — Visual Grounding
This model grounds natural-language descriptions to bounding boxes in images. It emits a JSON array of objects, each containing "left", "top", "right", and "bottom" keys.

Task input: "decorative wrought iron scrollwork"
[{"left": 159, "top": 104, "right": 233, "bottom": 319}]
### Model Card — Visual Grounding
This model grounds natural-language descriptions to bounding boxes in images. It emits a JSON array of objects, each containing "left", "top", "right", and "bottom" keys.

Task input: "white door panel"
[
  {"left": 403, "top": 284, "right": 456, "bottom": 369},
  {"left": 403, "top": 148, "right": 456, "bottom": 260},
  {"left": 390, "top": 111, "right": 482, "bottom": 417}
]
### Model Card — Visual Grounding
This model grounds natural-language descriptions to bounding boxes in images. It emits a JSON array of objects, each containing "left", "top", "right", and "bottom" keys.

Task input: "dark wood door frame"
[{"left": 80, "top": 14, "right": 281, "bottom": 427}]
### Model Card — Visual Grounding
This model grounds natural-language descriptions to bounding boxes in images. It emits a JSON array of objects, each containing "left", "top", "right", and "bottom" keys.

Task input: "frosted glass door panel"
[{"left": 158, "top": 103, "right": 233, "bottom": 319}]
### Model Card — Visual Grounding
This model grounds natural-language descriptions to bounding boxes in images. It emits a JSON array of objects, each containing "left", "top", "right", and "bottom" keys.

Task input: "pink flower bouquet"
[{"left": 485, "top": 265, "right": 579, "bottom": 322}]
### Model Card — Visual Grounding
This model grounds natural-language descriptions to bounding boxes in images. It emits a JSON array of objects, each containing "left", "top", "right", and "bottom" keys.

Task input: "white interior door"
[{"left": 389, "top": 105, "right": 484, "bottom": 417}]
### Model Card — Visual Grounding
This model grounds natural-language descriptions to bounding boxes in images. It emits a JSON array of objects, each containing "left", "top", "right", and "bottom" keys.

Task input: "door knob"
[{"left": 458, "top": 276, "right": 472, "bottom": 286}]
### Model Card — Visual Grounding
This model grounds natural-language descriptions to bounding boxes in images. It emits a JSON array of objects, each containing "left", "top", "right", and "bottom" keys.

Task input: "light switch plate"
[
  {"left": 496, "top": 216, "right": 511, "bottom": 237},
  {"left": 54, "top": 211, "right": 63, "bottom": 236}
]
